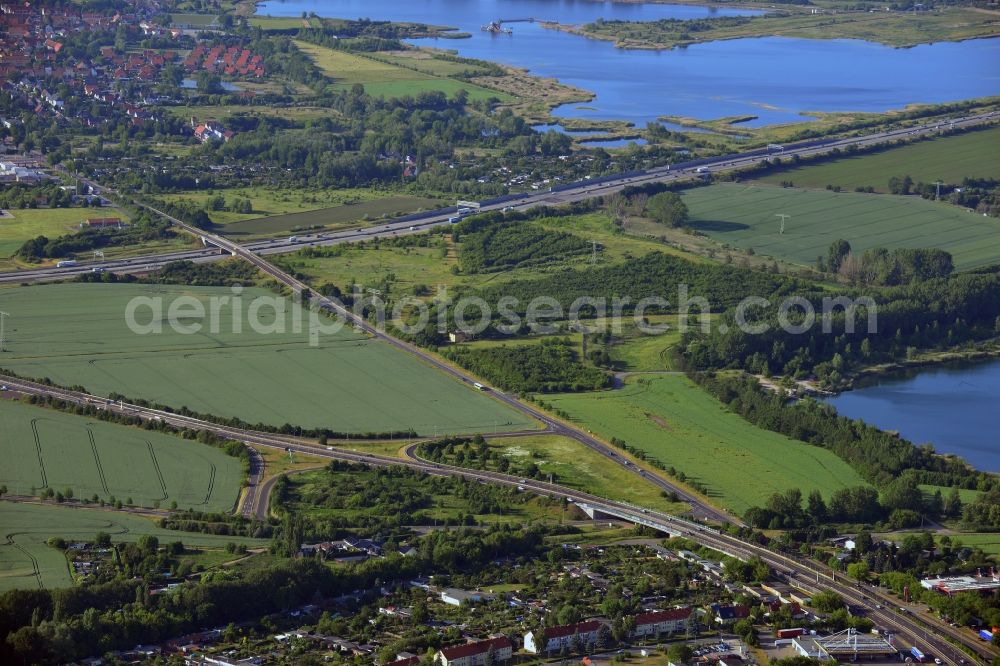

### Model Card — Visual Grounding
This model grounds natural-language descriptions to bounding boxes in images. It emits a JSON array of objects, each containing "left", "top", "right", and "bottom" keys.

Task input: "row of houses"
[{"left": 184, "top": 43, "right": 265, "bottom": 78}]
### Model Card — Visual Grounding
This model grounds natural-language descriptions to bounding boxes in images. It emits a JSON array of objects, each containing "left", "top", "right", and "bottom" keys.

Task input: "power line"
[{"left": 775, "top": 213, "right": 790, "bottom": 235}]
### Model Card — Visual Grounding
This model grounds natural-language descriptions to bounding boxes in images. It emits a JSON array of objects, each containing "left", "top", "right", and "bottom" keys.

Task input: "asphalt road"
[
  {"left": 3, "top": 111, "right": 996, "bottom": 285},
  {"left": 0, "top": 374, "right": 993, "bottom": 666},
  {"left": 2, "top": 112, "right": 998, "bottom": 662}
]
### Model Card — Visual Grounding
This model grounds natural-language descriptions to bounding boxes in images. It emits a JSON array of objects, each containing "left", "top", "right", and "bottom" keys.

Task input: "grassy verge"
[{"left": 483, "top": 434, "right": 689, "bottom": 514}]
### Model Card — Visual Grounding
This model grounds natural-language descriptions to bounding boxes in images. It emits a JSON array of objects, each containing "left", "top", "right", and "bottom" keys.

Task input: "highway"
[
  {"left": 2, "top": 110, "right": 998, "bottom": 662},
  {"left": 2, "top": 110, "right": 996, "bottom": 285},
  {"left": 0, "top": 373, "right": 993, "bottom": 666}
]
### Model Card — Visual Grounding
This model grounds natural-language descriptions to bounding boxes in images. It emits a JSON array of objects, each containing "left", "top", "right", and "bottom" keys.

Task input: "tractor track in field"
[
  {"left": 146, "top": 441, "right": 169, "bottom": 501},
  {"left": 88, "top": 429, "right": 110, "bottom": 495},
  {"left": 4, "top": 533, "right": 42, "bottom": 589},
  {"left": 202, "top": 464, "right": 216, "bottom": 505},
  {"left": 29, "top": 419, "right": 48, "bottom": 489}
]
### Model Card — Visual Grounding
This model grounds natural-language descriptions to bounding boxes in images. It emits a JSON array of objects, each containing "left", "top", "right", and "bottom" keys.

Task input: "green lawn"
[
  {"left": 0, "top": 501, "right": 267, "bottom": 591},
  {"left": 756, "top": 126, "right": 1000, "bottom": 191},
  {"left": 683, "top": 183, "right": 1000, "bottom": 271},
  {"left": 0, "top": 400, "right": 243, "bottom": 511},
  {"left": 0, "top": 208, "right": 119, "bottom": 258},
  {"left": 293, "top": 40, "right": 508, "bottom": 102},
  {"left": 0, "top": 283, "right": 534, "bottom": 436},
  {"left": 485, "top": 435, "right": 687, "bottom": 514},
  {"left": 544, "top": 375, "right": 869, "bottom": 515}
]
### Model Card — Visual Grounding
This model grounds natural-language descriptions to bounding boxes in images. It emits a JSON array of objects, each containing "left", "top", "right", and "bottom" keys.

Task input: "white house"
[
  {"left": 434, "top": 637, "right": 512, "bottom": 666},
  {"left": 523, "top": 620, "right": 604, "bottom": 654}
]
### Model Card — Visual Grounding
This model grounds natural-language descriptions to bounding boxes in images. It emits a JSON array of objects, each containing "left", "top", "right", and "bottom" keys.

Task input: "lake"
[
  {"left": 259, "top": 0, "right": 1000, "bottom": 126},
  {"left": 824, "top": 358, "right": 1000, "bottom": 473}
]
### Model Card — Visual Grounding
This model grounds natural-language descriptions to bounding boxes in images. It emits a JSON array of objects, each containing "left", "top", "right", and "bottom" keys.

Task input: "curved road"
[{"left": 0, "top": 374, "right": 993, "bottom": 665}]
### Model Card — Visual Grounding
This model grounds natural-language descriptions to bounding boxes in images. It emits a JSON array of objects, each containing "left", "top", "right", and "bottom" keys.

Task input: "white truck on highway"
[{"left": 56, "top": 260, "right": 78, "bottom": 268}]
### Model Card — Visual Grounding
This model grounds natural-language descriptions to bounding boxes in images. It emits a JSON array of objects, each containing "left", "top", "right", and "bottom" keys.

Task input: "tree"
[
  {"left": 827, "top": 239, "right": 852, "bottom": 274},
  {"left": 95, "top": 532, "right": 111, "bottom": 547},
  {"left": 807, "top": 490, "right": 827, "bottom": 523},
  {"left": 646, "top": 192, "right": 689, "bottom": 227},
  {"left": 944, "top": 487, "right": 962, "bottom": 519},
  {"left": 667, "top": 643, "right": 694, "bottom": 664},
  {"left": 847, "top": 562, "right": 869, "bottom": 581},
  {"left": 137, "top": 535, "right": 158, "bottom": 555}
]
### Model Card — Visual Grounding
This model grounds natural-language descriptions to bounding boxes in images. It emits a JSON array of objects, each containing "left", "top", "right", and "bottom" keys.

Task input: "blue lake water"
[
  {"left": 824, "top": 359, "right": 1000, "bottom": 473},
  {"left": 259, "top": 0, "right": 1000, "bottom": 126}
]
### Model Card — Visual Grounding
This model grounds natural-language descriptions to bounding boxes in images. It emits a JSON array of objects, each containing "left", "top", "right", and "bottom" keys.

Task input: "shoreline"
[{"left": 837, "top": 344, "right": 1000, "bottom": 394}]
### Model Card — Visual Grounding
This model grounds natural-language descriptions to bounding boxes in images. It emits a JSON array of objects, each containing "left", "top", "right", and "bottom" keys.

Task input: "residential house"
[
  {"left": 632, "top": 607, "right": 693, "bottom": 639},
  {"left": 712, "top": 604, "right": 751, "bottom": 625},
  {"left": 434, "top": 637, "right": 512, "bottom": 666},
  {"left": 440, "top": 588, "right": 494, "bottom": 607},
  {"left": 523, "top": 620, "right": 604, "bottom": 654}
]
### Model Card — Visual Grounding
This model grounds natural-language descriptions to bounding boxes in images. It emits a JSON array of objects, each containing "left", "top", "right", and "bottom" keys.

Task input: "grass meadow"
[
  {"left": 0, "top": 208, "right": 121, "bottom": 258},
  {"left": 0, "top": 400, "right": 243, "bottom": 511},
  {"left": 544, "top": 375, "right": 869, "bottom": 515},
  {"left": 293, "top": 41, "right": 508, "bottom": 101},
  {"left": 0, "top": 283, "right": 534, "bottom": 435},
  {"left": 683, "top": 184, "right": 1000, "bottom": 271},
  {"left": 0, "top": 502, "right": 267, "bottom": 591}
]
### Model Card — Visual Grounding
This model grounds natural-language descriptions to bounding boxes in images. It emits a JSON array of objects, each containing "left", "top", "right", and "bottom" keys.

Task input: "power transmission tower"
[
  {"left": 934, "top": 180, "right": 943, "bottom": 200},
  {"left": 589, "top": 240, "right": 599, "bottom": 265},
  {"left": 775, "top": 213, "right": 790, "bottom": 235},
  {"left": 0, "top": 311, "right": 8, "bottom": 352}
]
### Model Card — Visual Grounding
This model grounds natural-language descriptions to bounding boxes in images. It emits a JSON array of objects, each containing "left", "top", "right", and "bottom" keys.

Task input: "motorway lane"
[
  {"left": 4, "top": 112, "right": 997, "bottom": 284},
  {"left": 0, "top": 374, "right": 992, "bottom": 665}
]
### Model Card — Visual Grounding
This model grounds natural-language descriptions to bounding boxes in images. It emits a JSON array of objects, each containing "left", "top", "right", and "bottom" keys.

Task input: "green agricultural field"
[
  {"left": 0, "top": 208, "right": 116, "bottom": 258},
  {"left": 0, "top": 283, "right": 534, "bottom": 436},
  {"left": 484, "top": 435, "right": 686, "bottom": 514},
  {"left": 220, "top": 196, "right": 445, "bottom": 237},
  {"left": 544, "top": 375, "right": 868, "bottom": 515},
  {"left": 0, "top": 502, "right": 267, "bottom": 591},
  {"left": 756, "top": 126, "right": 1000, "bottom": 191},
  {"left": 293, "top": 40, "right": 508, "bottom": 102},
  {"left": 683, "top": 183, "right": 1000, "bottom": 271},
  {"left": 0, "top": 400, "right": 243, "bottom": 511}
]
